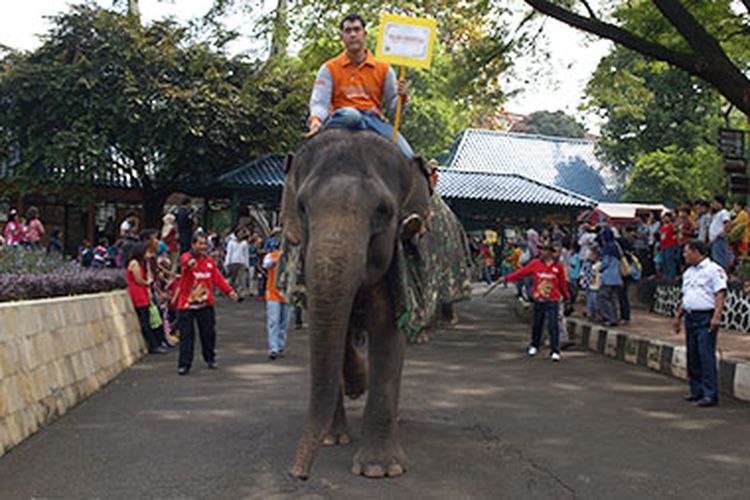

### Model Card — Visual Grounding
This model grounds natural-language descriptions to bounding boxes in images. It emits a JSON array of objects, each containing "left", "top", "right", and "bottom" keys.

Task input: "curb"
[{"left": 565, "top": 317, "right": 750, "bottom": 403}]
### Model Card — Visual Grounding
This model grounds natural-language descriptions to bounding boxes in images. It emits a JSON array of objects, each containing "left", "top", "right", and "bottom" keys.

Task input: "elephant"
[{"left": 281, "top": 129, "right": 434, "bottom": 480}]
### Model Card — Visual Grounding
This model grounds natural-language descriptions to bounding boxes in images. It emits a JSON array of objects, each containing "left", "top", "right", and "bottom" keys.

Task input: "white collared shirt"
[{"left": 681, "top": 258, "right": 727, "bottom": 311}]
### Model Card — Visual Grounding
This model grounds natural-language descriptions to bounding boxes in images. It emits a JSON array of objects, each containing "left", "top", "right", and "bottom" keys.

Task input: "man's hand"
[
  {"left": 673, "top": 319, "right": 681, "bottom": 335},
  {"left": 304, "top": 120, "right": 322, "bottom": 139},
  {"left": 186, "top": 258, "right": 197, "bottom": 268},
  {"left": 397, "top": 79, "right": 409, "bottom": 97},
  {"left": 710, "top": 315, "right": 721, "bottom": 332},
  {"left": 230, "top": 290, "right": 239, "bottom": 302}
]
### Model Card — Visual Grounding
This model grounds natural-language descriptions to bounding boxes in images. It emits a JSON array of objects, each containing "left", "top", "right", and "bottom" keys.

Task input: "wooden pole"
[{"left": 392, "top": 65, "right": 406, "bottom": 143}]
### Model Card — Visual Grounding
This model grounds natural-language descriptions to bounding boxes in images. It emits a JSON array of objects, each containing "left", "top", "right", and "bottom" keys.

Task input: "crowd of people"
[{"left": 1, "top": 197, "right": 297, "bottom": 374}]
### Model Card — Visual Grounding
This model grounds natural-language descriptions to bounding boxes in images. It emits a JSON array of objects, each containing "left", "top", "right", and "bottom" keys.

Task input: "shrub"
[{"left": 0, "top": 246, "right": 126, "bottom": 302}]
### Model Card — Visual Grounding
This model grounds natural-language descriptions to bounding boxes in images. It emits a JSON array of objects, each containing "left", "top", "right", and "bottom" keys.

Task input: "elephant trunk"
[{"left": 289, "top": 224, "right": 366, "bottom": 479}]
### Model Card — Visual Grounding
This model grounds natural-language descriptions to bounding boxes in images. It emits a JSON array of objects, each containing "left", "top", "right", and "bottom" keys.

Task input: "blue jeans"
[
  {"left": 684, "top": 311, "right": 718, "bottom": 401},
  {"left": 327, "top": 107, "right": 414, "bottom": 157},
  {"left": 267, "top": 300, "right": 291, "bottom": 354},
  {"left": 585, "top": 289, "right": 598, "bottom": 318},
  {"left": 710, "top": 237, "right": 729, "bottom": 270},
  {"left": 662, "top": 245, "right": 680, "bottom": 278},
  {"left": 531, "top": 301, "right": 560, "bottom": 354}
]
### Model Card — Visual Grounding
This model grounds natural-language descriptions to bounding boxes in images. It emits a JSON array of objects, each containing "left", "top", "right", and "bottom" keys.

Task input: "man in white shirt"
[
  {"left": 224, "top": 228, "right": 250, "bottom": 297},
  {"left": 708, "top": 195, "right": 731, "bottom": 270},
  {"left": 673, "top": 240, "right": 727, "bottom": 407},
  {"left": 696, "top": 200, "right": 712, "bottom": 243}
]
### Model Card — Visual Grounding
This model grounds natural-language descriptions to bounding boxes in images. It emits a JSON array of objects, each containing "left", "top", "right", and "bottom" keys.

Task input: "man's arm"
[
  {"left": 673, "top": 304, "right": 684, "bottom": 334},
  {"left": 307, "top": 65, "right": 333, "bottom": 136},
  {"left": 384, "top": 67, "right": 409, "bottom": 117},
  {"left": 502, "top": 260, "right": 537, "bottom": 284},
  {"left": 712, "top": 290, "right": 726, "bottom": 331}
]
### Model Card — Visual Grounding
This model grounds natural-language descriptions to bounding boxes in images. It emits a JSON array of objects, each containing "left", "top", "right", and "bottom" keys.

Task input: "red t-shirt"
[
  {"left": 126, "top": 263, "right": 150, "bottom": 308},
  {"left": 505, "top": 258, "right": 570, "bottom": 302},
  {"left": 659, "top": 223, "right": 678, "bottom": 249},
  {"left": 176, "top": 252, "right": 233, "bottom": 310}
]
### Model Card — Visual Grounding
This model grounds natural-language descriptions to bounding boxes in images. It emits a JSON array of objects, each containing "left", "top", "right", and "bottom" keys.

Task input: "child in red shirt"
[
  {"left": 176, "top": 234, "right": 239, "bottom": 375},
  {"left": 501, "top": 242, "right": 570, "bottom": 361}
]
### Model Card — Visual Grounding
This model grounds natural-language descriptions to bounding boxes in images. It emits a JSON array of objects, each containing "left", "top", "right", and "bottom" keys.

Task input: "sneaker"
[
  {"left": 150, "top": 346, "right": 168, "bottom": 355},
  {"left": 696, "top": 397, "right": 718, "bottom": 407},
  {"left": 177, "top": 366, "right": 189, "bottom": 376},
  {"left": 527, "top": 346, "right": 538, "bottom": 357},
  {"left": 551, "top": 352, "right": 561, "bottom": 362},
  {"left": 206, "top": 361, "right": 218, "bottom": 369},
  {"left": 269, "top": 352, "right": 278, "bottom": 360}
]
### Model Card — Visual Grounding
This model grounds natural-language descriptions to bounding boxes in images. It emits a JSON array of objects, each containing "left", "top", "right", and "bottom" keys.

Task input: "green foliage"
[
  {"left": 0, "top": 5, "right": 307, "bottom": 218},
  {"left": 518, "top": 110, "right": 586, "bottom": 138},
  {"left": 623, "top": 145, "right": 723, "bottom": 206}
]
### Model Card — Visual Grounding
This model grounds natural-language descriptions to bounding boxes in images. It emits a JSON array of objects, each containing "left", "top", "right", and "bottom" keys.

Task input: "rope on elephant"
[{"left": 276, "top": 194, "right": 474, "bottom": 341}]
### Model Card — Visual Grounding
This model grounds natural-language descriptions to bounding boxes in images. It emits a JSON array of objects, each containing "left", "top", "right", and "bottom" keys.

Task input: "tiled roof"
[
  {"left": 436, "top": 170, "right": 595, "bottom": 208},
  {"left": 216, "top": 154, "right": 285, "bottom": 187},
  {"left": 212, "top": 154, "right": 592, "bottom": 209},
  {"left": 445, "top": 129, "right": 622, "bottom": 201}
]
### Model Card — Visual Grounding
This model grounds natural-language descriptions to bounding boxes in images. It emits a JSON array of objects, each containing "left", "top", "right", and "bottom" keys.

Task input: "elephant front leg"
[
  {"left": 352, "top": 283, "right": 407, "bottom": 478},
  {"left": 323, "top": 388, "right": 351, "bottom": 446}
]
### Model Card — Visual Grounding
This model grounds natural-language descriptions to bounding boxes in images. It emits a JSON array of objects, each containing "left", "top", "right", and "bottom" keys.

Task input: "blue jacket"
[{"left": 600, "top": 254, "right": 623, "bottom": 286}]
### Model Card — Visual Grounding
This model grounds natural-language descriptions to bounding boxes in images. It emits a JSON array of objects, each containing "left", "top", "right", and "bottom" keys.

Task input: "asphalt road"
[{"left": 2, "top": 289, "right": 750, "bottom": 499}]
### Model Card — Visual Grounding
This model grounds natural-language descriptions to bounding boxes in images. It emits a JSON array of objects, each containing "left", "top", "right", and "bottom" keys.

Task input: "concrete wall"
[{"left": 0, "top": 291, "right": 145, "bottom": 456}]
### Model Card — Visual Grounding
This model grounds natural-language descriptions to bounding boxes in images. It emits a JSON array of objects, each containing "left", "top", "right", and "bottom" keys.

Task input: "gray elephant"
[{"left": 282, "top": 129, "right": 434, "bottom": 479}]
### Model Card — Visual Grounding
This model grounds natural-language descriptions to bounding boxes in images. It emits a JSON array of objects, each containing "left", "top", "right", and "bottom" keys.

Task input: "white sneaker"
[
  {"left": 551, "top": 352, "right": 561, "bottom": 362},
  {"left": 527, "top": 346, "right": 538, "bottom": 357}
]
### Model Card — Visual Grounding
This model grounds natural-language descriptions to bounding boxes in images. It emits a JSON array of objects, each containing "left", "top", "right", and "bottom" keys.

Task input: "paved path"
[{"left": 2, "top": 290, "right": 750, "bottom": 499}]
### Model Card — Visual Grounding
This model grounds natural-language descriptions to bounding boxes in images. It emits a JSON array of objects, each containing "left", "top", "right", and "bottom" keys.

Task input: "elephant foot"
[
  {"left": 322, "top": 430, "right": 351, "bottom": 447},
  {"left": 351, "top": 444, "right": 407, "bottom": 478}
]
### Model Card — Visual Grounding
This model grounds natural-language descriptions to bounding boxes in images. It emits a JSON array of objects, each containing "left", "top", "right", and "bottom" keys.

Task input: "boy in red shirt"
[
  {"left": 176, "top": 234, "right": 239, "bottom": 375},
  {"left": 500, "top": 242, "right": 570, "bottom": 361}
]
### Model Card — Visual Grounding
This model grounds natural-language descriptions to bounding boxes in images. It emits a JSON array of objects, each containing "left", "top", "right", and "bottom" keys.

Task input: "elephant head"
[{"left": 281, "top": 129, "right": 432, "bottom": 478}]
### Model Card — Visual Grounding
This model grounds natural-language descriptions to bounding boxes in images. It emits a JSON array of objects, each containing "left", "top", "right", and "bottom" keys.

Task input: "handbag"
[
  {"left": 616, "top": 243, "right": 631, "bottom": 277},
  {"left": 148, "top": 302, "right": 163, "bottom": 329}
]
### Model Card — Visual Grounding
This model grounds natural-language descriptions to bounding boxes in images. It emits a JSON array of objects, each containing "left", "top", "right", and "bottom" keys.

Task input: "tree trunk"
[
  {"left": 141, "top": 188, "right": 168, "bottom": 230},
  {"left": 270, "top": 0, "right": 289, "bottom": 58}
]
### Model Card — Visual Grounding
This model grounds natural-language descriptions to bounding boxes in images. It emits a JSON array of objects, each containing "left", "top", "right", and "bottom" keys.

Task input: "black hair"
[
  {"left": 192, "top": 233, "right": 207, "bottom": 244},
  {"left": 26, "top": 206, "right": 39, "bottom": 221},
  {"left": 99, "top": 237, "right": 109, "bottom": 246},
  {"left": 126, "top": 210, "right": 137, "bottom": 218},
  {"left": 685, "top": 239, "right": 707, "bottom": 256},
  {"left": 698, "top": 200, "right": 711, "bottom": 208},
  {"left": 128, "top": 242, "right": 147, "bottom": 263},
  {"left": 340, "top": 13, "right": 366, "bottom": 30},
  {"left": 735, "top": 200, "right": 747, "bottom": 209},
  {"left": 714, "top": 194, "right": 726, "bottom": 207},
  {"left": 181, "top": 195, "right": 191, "bottom": 206},
  {"left": 51, "top": 229, "right": 61, "bottom": 239},
  {"left": 139, "top": 229, "right": 158, "bottom": 242}
]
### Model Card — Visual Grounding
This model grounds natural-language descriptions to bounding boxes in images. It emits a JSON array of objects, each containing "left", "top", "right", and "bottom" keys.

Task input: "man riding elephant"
[{"left": 306, "top": 13, "right": 414, "bottom": 157}]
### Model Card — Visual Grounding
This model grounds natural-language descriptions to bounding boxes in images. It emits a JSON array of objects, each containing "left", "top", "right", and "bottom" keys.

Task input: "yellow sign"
[{"left": 376, "top": 13, "right": 437, "bottom": 69}]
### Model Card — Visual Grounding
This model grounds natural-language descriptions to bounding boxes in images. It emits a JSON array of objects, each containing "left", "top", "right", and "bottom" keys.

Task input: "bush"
[{"left": 0, "top": 246, "right": 126, "bottom": 302}]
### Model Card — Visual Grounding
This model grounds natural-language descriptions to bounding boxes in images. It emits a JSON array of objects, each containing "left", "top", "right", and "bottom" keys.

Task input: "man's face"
[
  {"left": 192, "top": 237, "right": 208, "bottom": 256},
  {"left": 712, "top": 200, "right": 721, "bottom": 211},
  {"left": 684, "top": 245, "right": 701, "bottom": 266},
  {"left": 340, "top": 19, "right": 366, "bottom": 53}
]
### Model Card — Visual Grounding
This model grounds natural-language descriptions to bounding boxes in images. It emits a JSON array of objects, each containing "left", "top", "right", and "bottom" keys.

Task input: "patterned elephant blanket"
[{"left": 276, "top": 195, "right": 473, "bottom": 341}]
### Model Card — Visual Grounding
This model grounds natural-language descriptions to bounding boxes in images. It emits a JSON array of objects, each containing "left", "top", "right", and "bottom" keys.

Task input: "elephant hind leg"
[
  {"left": 323, "top": 388, "right": 351, "bottom": 446},
  {"left": 344, "top": 321, "right": 368, "bottom": 400}
]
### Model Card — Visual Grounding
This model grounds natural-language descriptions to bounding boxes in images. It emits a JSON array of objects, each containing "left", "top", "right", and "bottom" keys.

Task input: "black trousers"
[
  {"left": 135, "top": 306, "right": 159, "bottom": 351},
  {"left": 178, "top": 307, "right": 217, "bottom": 369}
]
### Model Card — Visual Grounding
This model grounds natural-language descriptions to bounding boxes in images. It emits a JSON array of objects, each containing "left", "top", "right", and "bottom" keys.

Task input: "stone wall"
[{"left": 0, "top": 291, "right": 145, "bottom": 456}]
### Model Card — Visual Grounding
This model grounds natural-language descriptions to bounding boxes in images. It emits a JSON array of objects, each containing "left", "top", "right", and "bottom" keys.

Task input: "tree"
[
  {"left": 515, "top": 110, "right": 586, "bottom": 138},
  {"left": 0, "top": 5, "right": 308, "bottom": 226},
  {"left": 524, "top": 0, "right": 750, "bottom": 116},
  {"left": 623, "top": 145, "right": 723, "bottom": 205}
]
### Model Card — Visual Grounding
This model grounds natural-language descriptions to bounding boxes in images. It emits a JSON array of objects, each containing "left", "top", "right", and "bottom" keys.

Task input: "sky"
[{"left": 0, "top": 0, "right": 611, "bottom": 130}]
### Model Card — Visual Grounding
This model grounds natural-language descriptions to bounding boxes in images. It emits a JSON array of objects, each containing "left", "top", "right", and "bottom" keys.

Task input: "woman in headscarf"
[
  {"left": 527, "top": 228, "right": 540, "bottom": 258},
  {"left": 598, "top": 228, "right": 622, "bottom": 326}
]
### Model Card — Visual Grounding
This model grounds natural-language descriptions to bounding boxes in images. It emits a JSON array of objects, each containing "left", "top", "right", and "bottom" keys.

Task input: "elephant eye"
[
  {"left": 298, "top": 202, "right": 307, "bottom": 217},
  {"left": 372, "top": 203, "right": 393, "bottom": 233}
]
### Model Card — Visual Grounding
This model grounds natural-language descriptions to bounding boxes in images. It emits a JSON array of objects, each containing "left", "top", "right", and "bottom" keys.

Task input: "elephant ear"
[
  {"left": 280, "top": 153, "right": 302, "bottom": 245},
  {"left": 399, "top": 155, "right": 433, "bottom": 241}
]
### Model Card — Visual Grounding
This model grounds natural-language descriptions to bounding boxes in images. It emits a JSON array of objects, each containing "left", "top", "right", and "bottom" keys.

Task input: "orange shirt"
[
  {"left": 328, "top": 49, "right": 389, "bottom": 116},
  {"left": 265, "top": 250, "right": 286, "bottom": 303}
]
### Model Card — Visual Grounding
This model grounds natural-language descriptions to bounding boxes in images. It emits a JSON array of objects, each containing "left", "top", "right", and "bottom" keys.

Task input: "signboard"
[
  {"left": 729, "top": 174, "right": 750, "bottom": 195},
  {"left": 724, "top": 158, "right": 748, "bottom": 175},
  {"left": 718, "top": 128, "right": 746, "bottom": 159},
  {"left": 376, "top": 13, "right": 437, "bottom": 69}
]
